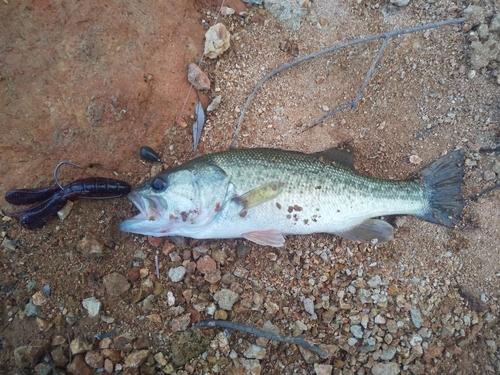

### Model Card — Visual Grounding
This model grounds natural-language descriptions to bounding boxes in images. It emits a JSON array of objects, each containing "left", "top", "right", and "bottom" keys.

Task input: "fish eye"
[{"left": 151, "top": 178, "right": 166, "bottom": 191}]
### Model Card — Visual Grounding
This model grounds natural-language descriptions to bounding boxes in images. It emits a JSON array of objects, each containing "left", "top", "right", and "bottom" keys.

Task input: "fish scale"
[
  {"left": 203, "top": 149, "right": 425, "bottom": 226},
  {"left": 120, "top": 148, "right": 464, "bottom": 247}
]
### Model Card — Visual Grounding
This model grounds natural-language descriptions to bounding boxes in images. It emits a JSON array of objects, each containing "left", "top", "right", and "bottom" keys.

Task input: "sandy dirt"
[{"left": 1, "top": 0, "right": 499, "bottom": 374}]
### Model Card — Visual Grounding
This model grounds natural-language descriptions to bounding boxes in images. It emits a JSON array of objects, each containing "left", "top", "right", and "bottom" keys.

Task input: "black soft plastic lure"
[{"left": 5, "top": 162, "right": 131, "bottom": 229}]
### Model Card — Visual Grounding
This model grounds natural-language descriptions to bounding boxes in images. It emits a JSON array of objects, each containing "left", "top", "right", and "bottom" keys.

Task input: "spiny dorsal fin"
[{"left": 309, "top": 147, "right": 355, "bottom": 170}]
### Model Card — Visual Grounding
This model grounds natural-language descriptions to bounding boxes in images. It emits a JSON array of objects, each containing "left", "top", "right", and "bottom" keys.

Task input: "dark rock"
[
  {"left": 51, "top": 346, "right": 69, "bottom": 367},
  {"left": 69, "top": 354, "right": 93, "bottom": 375},
  {"left": 187, "top": 64, "right": 211, "bottom": 90},
  {"left": 102, "top": 348, "right": 123, "bottom": 363},
  {"left": 114, "top": 333, "right": 135, "bottom": 352},
  {"left": 14, "top": 339, "right": 49, "bottom": 369},
  {"left": 134, "top": 335, "right": 151, "bottom": 350},
  {"left": 103, "top": 272, "right": 130, "bottom": 296},
  {"left": 34, "top": 363, "right": 52, "bottom": 375}
]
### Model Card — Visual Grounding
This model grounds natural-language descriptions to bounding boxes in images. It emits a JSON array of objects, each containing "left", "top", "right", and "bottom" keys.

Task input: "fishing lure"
[{"left": 5, "top": 162, "right": 131, "bottom": 229}]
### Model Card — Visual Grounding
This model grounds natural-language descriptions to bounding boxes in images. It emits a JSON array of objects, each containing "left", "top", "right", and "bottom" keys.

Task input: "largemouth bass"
[{"left": 120, "top": 148, "right": 464, "bottom": 247}]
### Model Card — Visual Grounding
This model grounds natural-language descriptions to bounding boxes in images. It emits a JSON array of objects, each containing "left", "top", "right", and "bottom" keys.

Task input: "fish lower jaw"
[{"left": 119, "top": 218, "right": 171, "bottom": 236}]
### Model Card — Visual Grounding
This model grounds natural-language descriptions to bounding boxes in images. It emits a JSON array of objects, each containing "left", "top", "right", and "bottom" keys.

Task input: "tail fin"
[{"left": 419, "top": 150, "right": 465, "bottom": 227}]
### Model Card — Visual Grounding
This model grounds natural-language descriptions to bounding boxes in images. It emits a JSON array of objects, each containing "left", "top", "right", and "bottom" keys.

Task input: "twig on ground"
[
  {"left": 67, "top": 333, "right": 72, "bottom": 367},
  {"left": 469, "top": 184, "right": 500, "bottom": 201},
  {"left": 230, "top": 18, "right": 464, "bottom": 148},
  {"left": 197, "top": 319, "right": 328, "bottom": 357},
  {"left": 479, "top": 146, "right": 500, "bottom": 152},
  {"left": 415, "top": 125, "right": 437, "bottom": 137}
]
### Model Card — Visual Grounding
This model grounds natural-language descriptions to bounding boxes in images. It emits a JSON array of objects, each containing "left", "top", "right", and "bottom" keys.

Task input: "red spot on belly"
[{"left": 215, "top": 202, "right": 221, "bottom": 212}]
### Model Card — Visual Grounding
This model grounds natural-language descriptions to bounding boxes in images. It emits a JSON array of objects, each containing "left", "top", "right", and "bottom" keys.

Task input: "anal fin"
[
  {"left": 337, "top": 219, "right": 394, "bottom": 244},
  {"left": 242, "top": 229, "right": 285, "bottom": 247}
]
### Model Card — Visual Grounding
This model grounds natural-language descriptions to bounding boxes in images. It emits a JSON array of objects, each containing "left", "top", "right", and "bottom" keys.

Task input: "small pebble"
[
  {"left": 390, "top": 0, "right": 410, "bottom": 6},
  {"left": 410, "top": 309, "right": 424, "bottom": 329},
  {"left": 42, "top": 283, "right": 51, "bottom": 298},
  {"left": 168, "top": 266, "right": 186, "bottom": 282},
  {"left": 213, "top": 289, "right": 239, "bottom": 310},
  {"left": 57, "top": 200, "right": 74, "bottom": 221},
  {"left": 380, "top": 347, "right": 397, "bottom": 360},
  {"left": 243, "top": 344, "right": 266, "bottom": 359},
  {"left": 32, "top": 291, "right": 48, "bottom": 306},
  {"left": 103, "top": 272, "right": 131, "bottom": 296},
  {"left": 82, "top": 297, "right": 101, "bottom": 317},
  {"left": 207, "top": 95, "right": 222, "bottom": 112},
  {"left": 123, "top": 349, "right": 149, "bottom": 368},
  {"left": 372, "top": 362, "right": 400, "bottom": 375},
  {"left": 85, "top": 350, "right": 104, "bottom": 368},
  {"left": 484, "top": 170, "right": 496, "bottom": 181},
  {"left": 154, "top": 352, "right": 168, "bottom": 366},
  {"left": 410, "top": 334, "right": 423, "bottom": 346},
  {"left": 77, "top": 235, "right": 103, "bottom": 259},
  {"left": 303, "top": 298, "right": 315, "bottom": 316},
  {"left": 187, "top": 63, "right": 211, "bottom": 90},
  {"left": 409, "top": 154, "right": 422, "bottom": 165},
  {"left": 367, "top": 275, "right": 382, "bottom": 288},
  {"left": 70, "top": 337, "right": 93, "bottom": 355},
  {"left": 350, "top": 325, "right": 363, "bottom": 339},
  {"left": 34, "top": 363, "right": 52, "bottom": 375},
  {"left": 314, "top": 363, "right": 334, "bottom": 375},
  {"left": 374, "top": 314, "right": 386, "bottom": 324}
]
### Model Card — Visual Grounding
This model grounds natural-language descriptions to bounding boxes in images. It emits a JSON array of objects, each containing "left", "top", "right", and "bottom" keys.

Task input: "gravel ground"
[{"left": 1, "top": 0, "right": 499, "bottom": 374}]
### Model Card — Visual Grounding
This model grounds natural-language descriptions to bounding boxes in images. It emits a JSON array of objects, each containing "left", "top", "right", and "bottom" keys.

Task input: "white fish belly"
[{"left": 195, "top": 186, "right": 427, "bottom": 239}]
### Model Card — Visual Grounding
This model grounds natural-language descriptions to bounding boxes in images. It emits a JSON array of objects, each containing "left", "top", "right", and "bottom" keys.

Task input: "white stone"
[
  {"left": 82, "top": 297, "right": 101, "bottom": 317},
  {"left": 168, "top": 266, "right": 186, "bottom": 282},
  {"left": 390, "top": 0, "right": 410, "bottom": 6},
  {"left": 204, "top": 23, "right": 230, "bottom": 59},
  {"left": 243, "top": 344, "right": 266, "bottom": 359}
]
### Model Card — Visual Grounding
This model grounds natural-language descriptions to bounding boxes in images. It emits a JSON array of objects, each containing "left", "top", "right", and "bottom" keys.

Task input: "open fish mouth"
[
  {"left": 127, "top": 191, "right": 166, "bottom": 221},
  {"left": 119, "top": 191, "right": 170, "bottom": 235}
]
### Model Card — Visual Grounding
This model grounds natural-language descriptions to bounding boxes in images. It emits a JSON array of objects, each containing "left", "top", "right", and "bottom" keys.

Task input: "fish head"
[{"left": 120, "top": 163, "right": 230, "bottom": 237}]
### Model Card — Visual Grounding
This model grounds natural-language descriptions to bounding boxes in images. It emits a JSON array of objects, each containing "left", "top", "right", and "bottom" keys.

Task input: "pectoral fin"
[
  {"left": 236, "top": 181, "right": 283, "bottom": 210},
  {"left": 337, "top": 219, "right": 394, "bottom": 244},
  {"left": 242, "top": 229, "right": 285, "bottom": 247}
]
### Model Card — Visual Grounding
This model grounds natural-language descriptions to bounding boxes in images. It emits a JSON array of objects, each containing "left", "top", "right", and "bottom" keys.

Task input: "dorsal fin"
[{"left": 309, "top": 147, "right": 355, "bottom": 170}]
